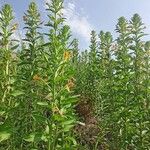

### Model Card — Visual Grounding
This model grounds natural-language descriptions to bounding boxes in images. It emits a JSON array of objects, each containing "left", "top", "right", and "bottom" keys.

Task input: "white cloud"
[{"left": 63, "top": 2, "right": 92, "bottom": 41}]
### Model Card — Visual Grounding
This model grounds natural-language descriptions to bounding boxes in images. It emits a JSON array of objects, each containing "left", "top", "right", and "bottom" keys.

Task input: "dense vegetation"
[{"left": 0, "top": 1, "right": 149, "bottom": 150}]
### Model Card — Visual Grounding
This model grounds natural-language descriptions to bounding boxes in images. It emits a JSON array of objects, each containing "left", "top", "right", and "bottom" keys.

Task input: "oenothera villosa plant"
[
  {"left": 14, "top": 2, "right": 43, "bottom": 149},
  {"left": 87, "top": 30, "right": 99, "bottom": 103},
  {"left": 98, "top": 31, "right": 114, "bottom": 148},
  {"left": 72, "top": 39, "right": 79, "bottom": 64},
  {"left": 114, "top": 16, "right": 133, "bottom": 149},
  {"left": 30, "top": 0, "right": 78, "bottom": 149},
  {"left": 0, "top": 4, "right": 18, "bottom": 104},
  {"left": 0, "top": 4, "right": 19, "bottom": 146},
  {"left": 72, "top": 39, "right": 80, "bottom": 94},
  {"left": 144, "top": 41, "right": 150, "bottom": 111},
  {"left": 129, "top": 14, "right": 149, "bottom": 149}
]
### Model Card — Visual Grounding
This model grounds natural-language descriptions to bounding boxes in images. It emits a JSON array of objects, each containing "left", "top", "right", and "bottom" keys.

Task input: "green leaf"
[
  {"left": 63, "top": 124, "right": 74, "bottom": 132},
  {"left": 37, "top": 102, "right": 48, "bottom": 106},
  {"left": 24, "top": 133, "right": 35, "bottom": 142},
  {"left": 66, "top": 137, "right": 77, "bottom": 145},
  {"left": 62, "top": 119, "right": 75, "bottom": 125},
  {"left": 0, "top": 122, "right": 13, "bottom": 142},
  {"left": 45, "top": 125, "right": 49, "bottom": 134},
  {"left": 62, "top": 119, "right": 75, "bottom": 132},
  {"left": 32, "top": 114, "right": 46, "bottom": 123},
  {"left": 0, "top": 131, "right": 11, "bottom": 142},
  {"left": 142, "top": 130, "right": 148, "bottom": 136},
  {"left": 11, "top": 44, "right": 19, "bottom": 50},
  {"left": 10, "top": 90, "right": 24, "bottom": 97},
  {"left": 0, "top": 111, "right": 5, "bottom": 116},
  {"left": 24, "top": 133, "right": 46, "bottom": 143}
]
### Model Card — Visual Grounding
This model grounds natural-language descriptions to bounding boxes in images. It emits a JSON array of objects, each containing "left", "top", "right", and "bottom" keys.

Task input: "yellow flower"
[
  {"left": 65, "top": 84, "right": 70, "bottom": 92},
  {"left": 33, "top": 74, "right": 41, "bottom": 81},
  {"left": 11, "top": 23, "right": 18, "bottom": 31},
  {"left": 52, "top": 106, "right": 64, "bottom": 116},
  {"left": 65, "top": 78, "right": 75, "bottom": 92},
  {"left": 52, "top": 106, "right": 59, "bottom": 113},
  {"left": 63, "top": 51, "right": 71, "bottom": 61}
]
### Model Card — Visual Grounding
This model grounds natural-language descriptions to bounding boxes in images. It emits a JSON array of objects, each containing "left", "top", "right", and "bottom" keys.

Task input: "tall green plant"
[
  {"left": 35, "top": 0, "right": 78, "bottom": 149},
  {"left": 114, "top": 16, "right": 133, "bottom": 149},
  {"left": 144, "top": 41, "right": 150, "bottom": 111},
  {"left": 0, "top": 4, "right": 19, "bottom": 147},
  {"left": 98, "top": 31, "right": 115, "bottom": 148},
  {"left": 130, "top": 14, "right": 149, "bottom": 149},
  {"left": 77, "top": 50, "right": 89, "bottom": 97},
  {"left": 14, "top": 2, "right": 43, "bottom": 149},
  {"left": 87, "top": 30, "right": 98, "bottom": 103},
  {"left": 0, "top": 4, "right": 18, "bottom": 104}
]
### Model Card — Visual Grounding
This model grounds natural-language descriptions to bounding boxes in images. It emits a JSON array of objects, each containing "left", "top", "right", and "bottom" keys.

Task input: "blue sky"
[{"left": 1, "top": 0, "right": 150, "bottom": 49}]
